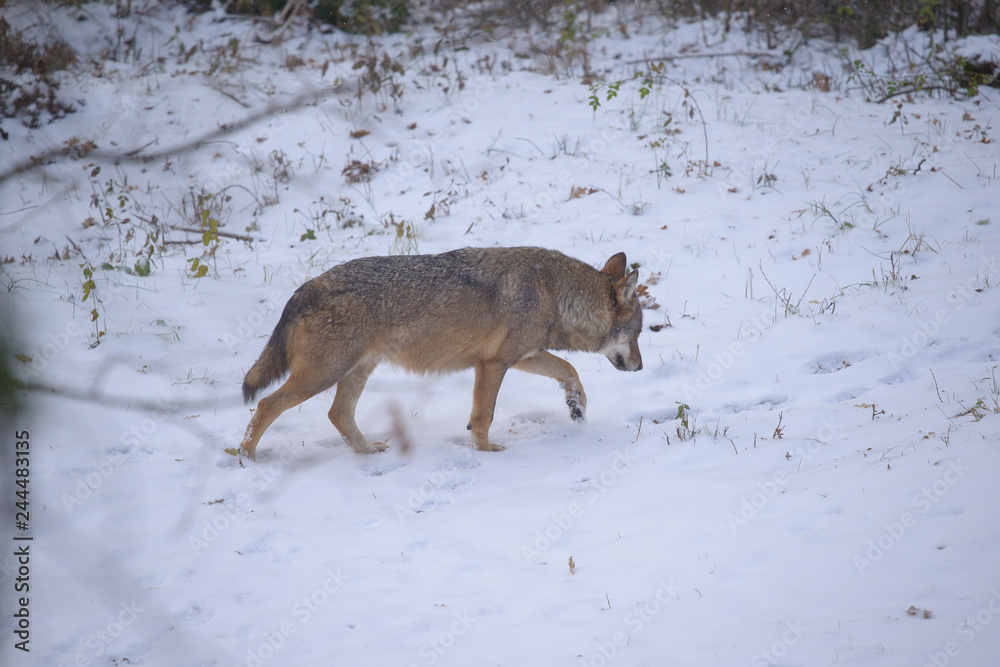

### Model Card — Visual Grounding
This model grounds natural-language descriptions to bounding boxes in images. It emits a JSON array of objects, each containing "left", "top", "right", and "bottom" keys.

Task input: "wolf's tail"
[{"left": 242, "top": 307, "right": 295, "bottom": 404}]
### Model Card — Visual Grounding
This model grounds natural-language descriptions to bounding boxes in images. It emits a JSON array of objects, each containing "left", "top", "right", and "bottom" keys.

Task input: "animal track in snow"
[
  {"left": 359, "top": 460, "right": 406, "bottom": 477},
  {"left": 808, "top": 351, "right": 876, "bottom": 374}
]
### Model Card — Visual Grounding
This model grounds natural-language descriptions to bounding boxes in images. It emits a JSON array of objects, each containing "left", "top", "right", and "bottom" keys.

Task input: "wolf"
[{"left": 239, "top": 247, "right": 643, "bottom": 459}]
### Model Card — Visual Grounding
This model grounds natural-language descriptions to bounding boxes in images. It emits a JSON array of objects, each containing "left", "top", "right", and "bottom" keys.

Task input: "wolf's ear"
[
  {"left": 615, "top": 270, "right": 639, "bottom": 302},
  {"left": 601, "top": 252, "right": 627, "bottom": 280}
]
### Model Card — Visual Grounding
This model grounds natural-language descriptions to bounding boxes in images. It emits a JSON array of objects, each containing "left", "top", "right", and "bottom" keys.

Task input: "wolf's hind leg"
[
  {"left": 512, "top": 351, "right": 587, "bottom": 422},
  {"left": 329, "top": 357, "right": 386, "bottom": 454},
  {"left": 240, "top": 369, "right": 333, "bottom": 460}
]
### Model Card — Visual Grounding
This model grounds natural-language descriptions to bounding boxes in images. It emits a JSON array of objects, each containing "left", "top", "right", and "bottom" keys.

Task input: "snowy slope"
[{"left": 2, "top": 4, "right": 1000, "bottom": 667}]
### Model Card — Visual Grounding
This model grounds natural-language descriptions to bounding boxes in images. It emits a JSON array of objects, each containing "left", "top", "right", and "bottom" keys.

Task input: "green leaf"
[
  {"left": 675, "top": 402, "right": 691, "bottom": 428},
  {"left": 188, "top": 257, "right": 208, "bottom": 278},
  {"left": 81, "top": 266, "right": 96, "bottom": 302}
]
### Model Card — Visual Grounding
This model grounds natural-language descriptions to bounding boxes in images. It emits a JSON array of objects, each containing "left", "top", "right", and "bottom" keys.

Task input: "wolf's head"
[{"left": 599, "top": 253, "right": 644, "bottom": 372}]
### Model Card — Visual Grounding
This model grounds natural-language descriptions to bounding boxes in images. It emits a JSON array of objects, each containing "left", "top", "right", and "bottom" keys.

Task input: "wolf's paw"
[
  {"left": 354, "top": 441, "right": 389, "bottom": 454},
  {"left": 567, "top": 398, "right": 585, "bottom": 422},
  {"left": 475, "top": 442, "right": 506, "bottom": 452}
]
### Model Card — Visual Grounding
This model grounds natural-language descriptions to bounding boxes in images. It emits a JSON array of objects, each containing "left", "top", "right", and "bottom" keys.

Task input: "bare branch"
[{"left": 0, "top": 83, "right": 346, "bottom": 186}]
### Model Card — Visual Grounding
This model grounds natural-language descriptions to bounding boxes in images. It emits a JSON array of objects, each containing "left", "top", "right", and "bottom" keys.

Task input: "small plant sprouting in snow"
[
  {"left": 674, "top": 402, "right": 696, "bottom": 441},
  {"left": 989, "top": 366, "right": 1000, "bottom": 413},
  {"left": 966, "top": 366, "right": 1000, "bottom": 416},
  {"left": 635, "top": 283, "right": 660, "bottom": 310},
  {"left": 568, "top": 556, "right": 576, "bottom": 574},
  {"left": 270, "top": 149, "right": 295, "bottom": 183},
  {"left": 757, "top": 265, "right": 815, "bottom": 319},
  {"left": 187, "top": 194, "right": 223, "bottom": 279},
  {"left": 297, "top": 195, "right": 365, "bottom": 232},
  {"left": 960, "top": 399, "right": 989, "bottom": 421},
  {"left": 342, "top": 158, "right": 381, "bottom": 184},
  {"left": 588, "top": 61, "right": 711, "bottom": 180},
  {"left": 386, "top": 214, "right": 419, "bottom": 255},
  {"left": 173, "top": 368, "right": 217, "bottom": 386},
  {"left": 630, "top": 198, "right": 651, "bottom": 216},
  {"left": 751, "top": 158, "right": 779, "bottom": 192},
  {"left": 807, "top": 198, "right": 853, "bottom": 231},
  {"left": 568, "top": 185, "right": 598, "bottom": 199},
  {"left": 88, "top": 175, "right": 166, "bottom": 275},
  {"left": 588, "top": 62, "right": 660, "bottom": 112},
  {"left": 80, "top": 263, "right": 106, "bottom": 347},
  {"left": 187, "top": 258, "right": 209, "bottom": 279}
]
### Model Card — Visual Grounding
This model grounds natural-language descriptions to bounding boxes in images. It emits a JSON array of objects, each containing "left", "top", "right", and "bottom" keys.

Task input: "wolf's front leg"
[
  {"left": 468, "top": 361, "right": 508, "bottom": 452},
  {"left": 511, "top": 351, "right": 587, "bottom": 422}
]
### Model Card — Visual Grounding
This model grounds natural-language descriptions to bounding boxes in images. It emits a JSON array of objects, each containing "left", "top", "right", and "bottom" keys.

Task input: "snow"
[{"left": 2, "top": 3, "right": 1000, "bottom": 666}]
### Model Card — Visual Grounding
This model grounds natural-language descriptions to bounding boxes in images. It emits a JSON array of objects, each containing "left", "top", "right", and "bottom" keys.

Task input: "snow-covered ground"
[{"left": 2, "top": 3, "right": 1000, "bottom": 666}]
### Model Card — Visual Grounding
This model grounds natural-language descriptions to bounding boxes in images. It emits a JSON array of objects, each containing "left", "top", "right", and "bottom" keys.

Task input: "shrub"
[
  {"left": 313, "top": 0, "right": 409, "bottom": 34},
  {"left": 0, "top": 16, "right": 77, "bottom": 129}
]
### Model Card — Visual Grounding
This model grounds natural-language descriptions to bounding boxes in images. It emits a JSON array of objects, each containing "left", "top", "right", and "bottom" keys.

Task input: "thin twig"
[
  {"left": 625, "top": 51, "right": 777, "bottom": 65},
  {"left": 874, "top": 85, "right": 958, "bottom": 104},
  {"left": 0, "top": 84, "right": 345, "bottom": 186},
  {"left": 264, "top": 0, "right": 309, "bottom": 44},
  {"left": 929, "top": 368, "right": 945, "bottom": 403},
  {"left": 21, "top": 380, "right": 230, "bottom": 413},
  {"left": 935, "top": 168, "right": 965, "bottom": 190},
  {"left": 169, "top": 225, "right": 258, "bottom": 243}
]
